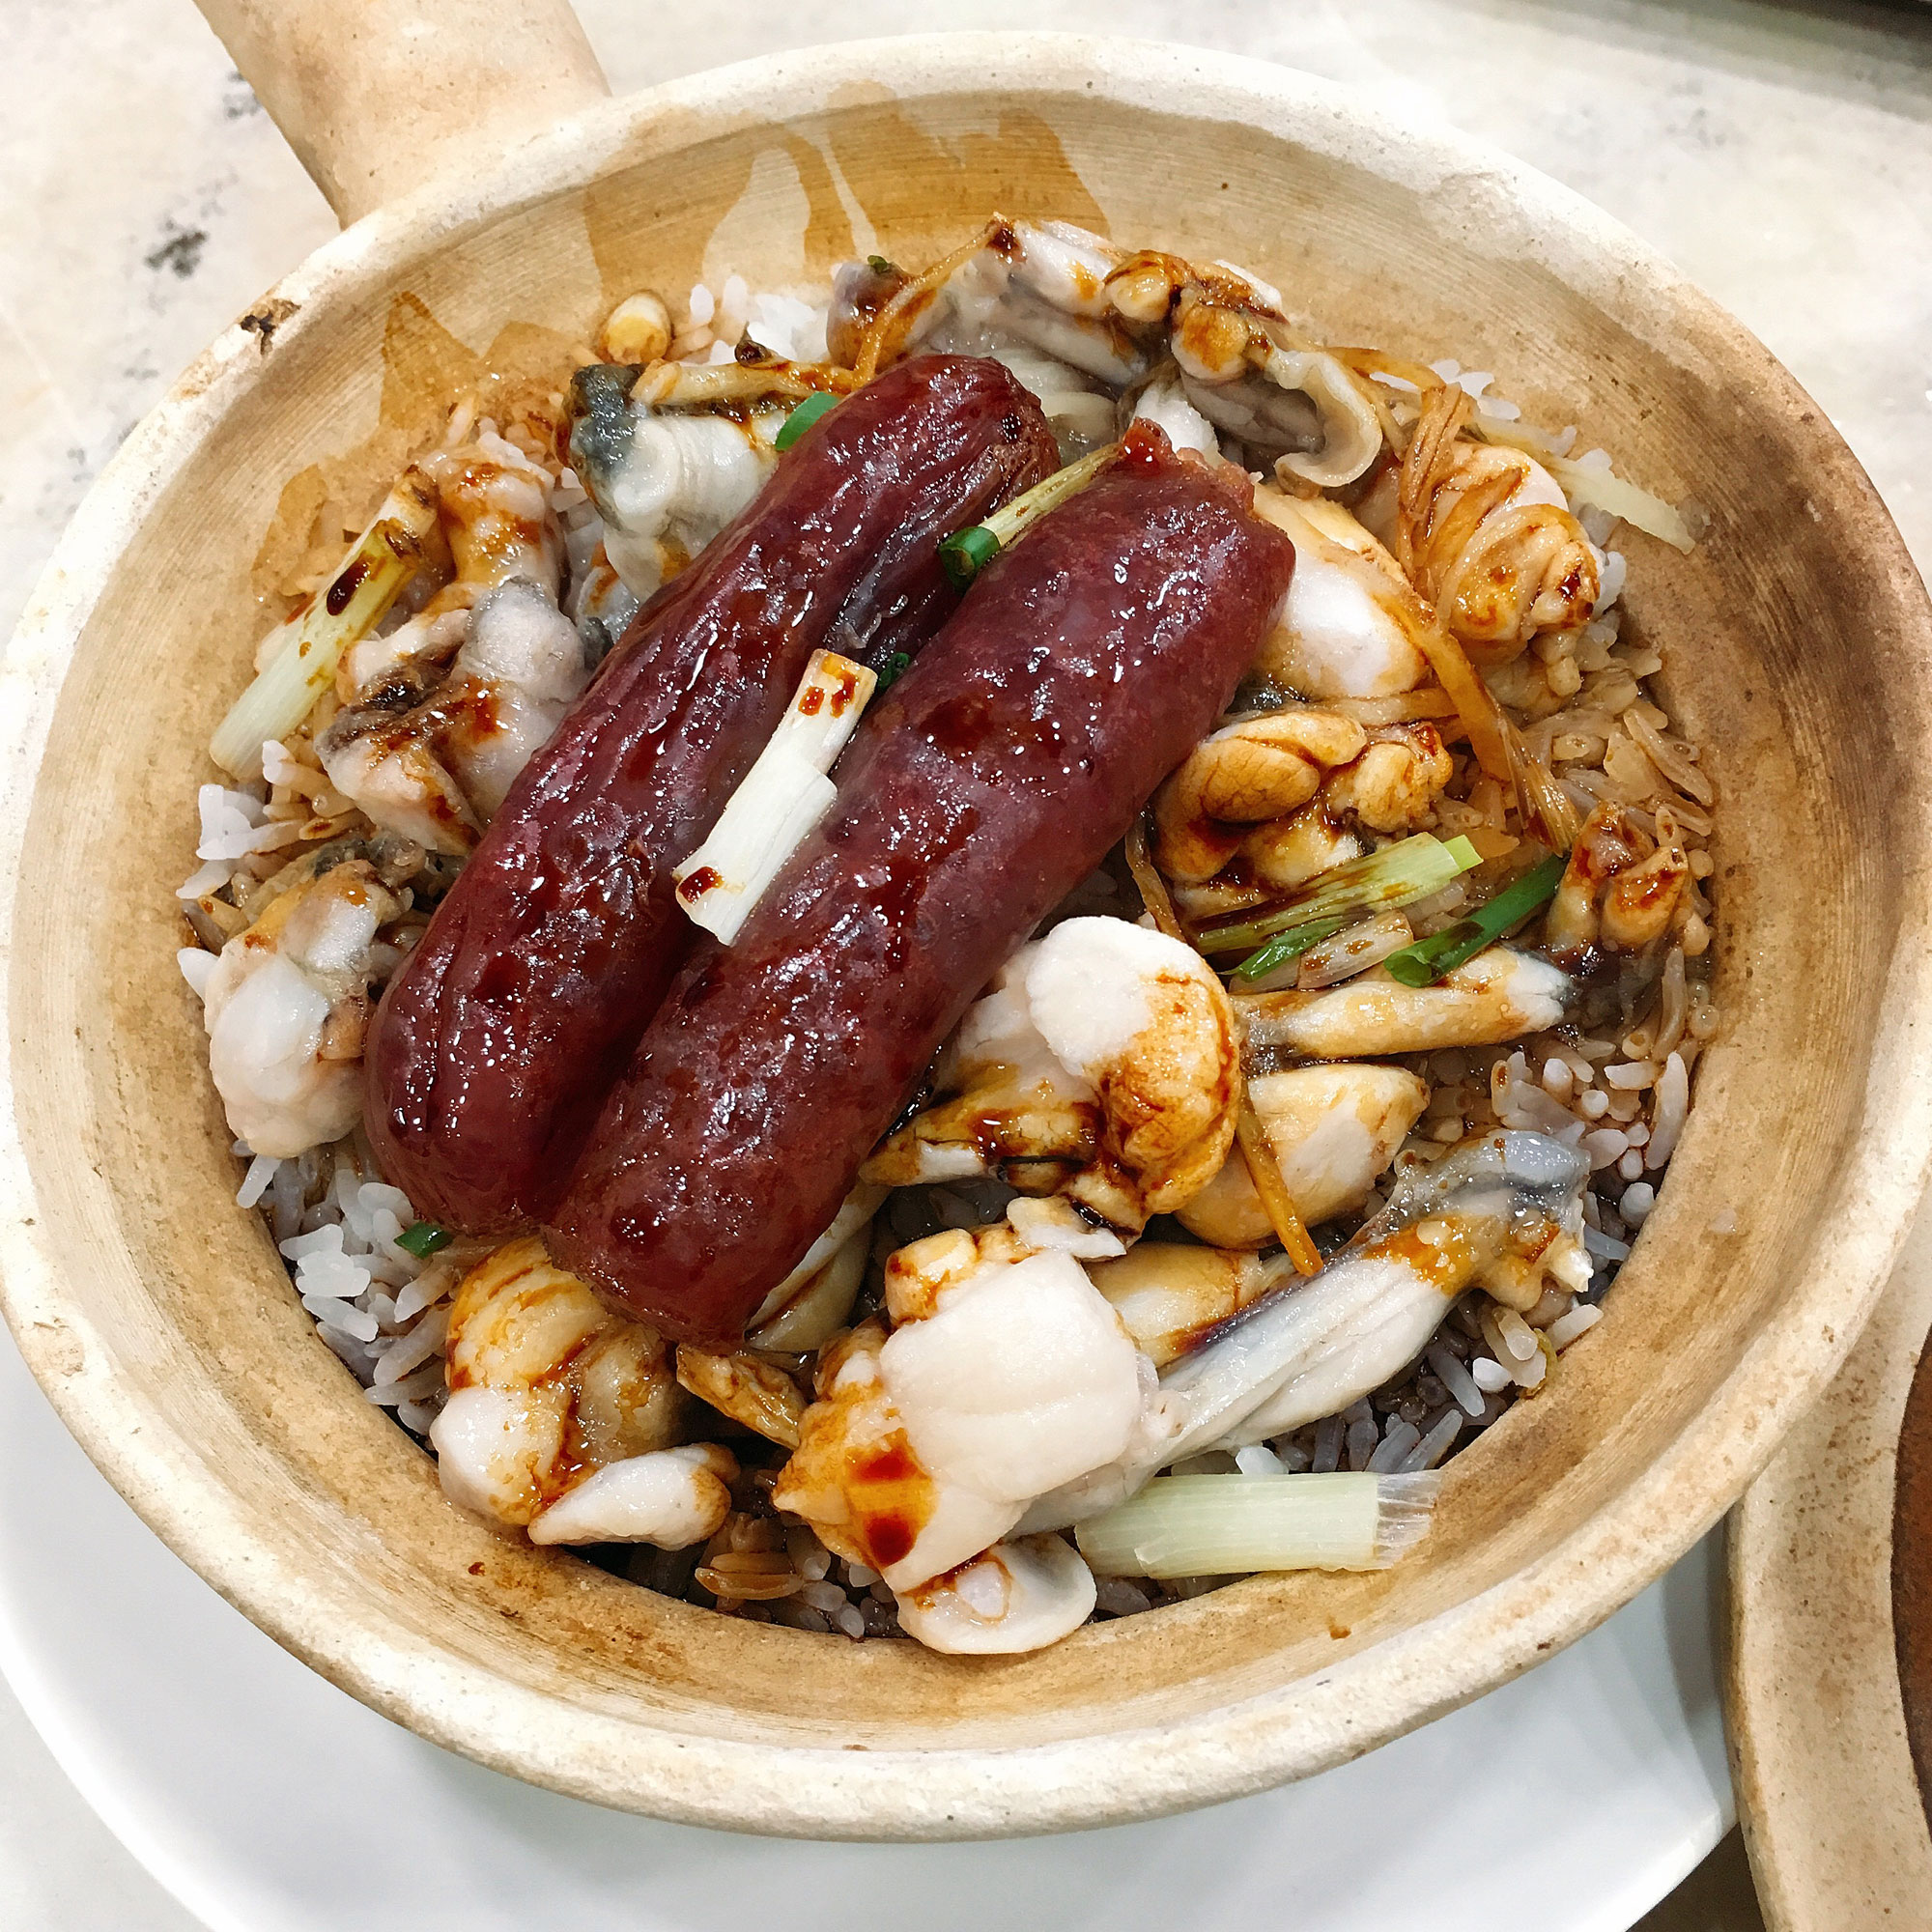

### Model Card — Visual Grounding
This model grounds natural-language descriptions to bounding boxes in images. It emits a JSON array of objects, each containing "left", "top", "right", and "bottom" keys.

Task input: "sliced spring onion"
[
  {"left": 1074, "top": 1471, "right": 1442, "bottom": 1578},
  {"left": 395, "top": 1222, "right": 452, "bottom": 1260},
  {"left": 1227, "top": 917, "right": 1345, "bottom": 989},
  {"left": 1381, "top": 850, "right": 1568, "bottom": 987},
  {"left": 673, "top": 648, "right": 879, "bottom": 944},
  {"left": 1200, "top": 834, "right": 1482, "bottom": 961},
  {"left": 1293, "top": 908, "right": 1415, "bottom": 990},
  {"left": 774, "top": 390, "right": 838, "bottom": 451},
  {"left": 937, "top": 526, "right": 1000, "bottom": 588},
  {"left": 209, "top": 469, "right": 440, "bottom": 781},
  {"left": 873, "top": 650, "right": 913, "bottom": 693},
  {"left": 938, "top": 440, "right": 1117, "bottom": 588}
]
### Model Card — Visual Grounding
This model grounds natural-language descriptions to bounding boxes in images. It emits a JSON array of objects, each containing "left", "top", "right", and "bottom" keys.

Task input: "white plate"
[{"left": 0, "top": 1324, "right": 1729, "bottom": 1932}]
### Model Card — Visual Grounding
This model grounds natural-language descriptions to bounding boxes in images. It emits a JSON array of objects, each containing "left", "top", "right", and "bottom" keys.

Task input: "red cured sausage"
[
  {"left": 364, "top": 356, "right": 1057, "bottom": 1231},
  {"left": 546, "top": 425, "right": 1297, "bottom": 1343}
]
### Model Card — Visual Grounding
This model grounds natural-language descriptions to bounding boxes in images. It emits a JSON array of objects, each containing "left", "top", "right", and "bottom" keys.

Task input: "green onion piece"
[
  {"left": 209, "top": 470, "right": 439, "bottom": 781},
  {"left": 1231, "top": 917, "right": 1346, "bottom": 986},
  {"left": 873, "top": 651, "right": 913, "bottom": 693},
  {"left": 1198, "top": 834, "right": 1483, "bottom": 959},
  {"left": 1381, "top": 850, "right": 1569, "bottom": 987},
  {"left": 937, "top": 441, "right": 1120, "bottom": 589},
  {"left": 938, "top": 525, "right": 1001, "bottom": 590},
  {"left": 1074, "top": 1472, "right": 1442, "bottom": 1579},
  {"left": 396, "top": 1221, "right": 453, "bottom": 1260},
  {"left": 774, "top": 390, "right": 838, "bottom": 451},
  {"left": 867, "top": 254, "right": 896, "bottom": 275}
]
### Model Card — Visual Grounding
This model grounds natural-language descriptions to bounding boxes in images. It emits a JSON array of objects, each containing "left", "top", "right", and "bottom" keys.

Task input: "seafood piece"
[
  {"left": 548, "top": 426, "right": 1295, "bottom": 1343},
  {"left": 199, "top": 860, "right": 402, "bottom": 1159},
  {"left": 429, "top": 1236, "right": 690, "bottom": 1534},
  {"left": 564, "top": 360, "right": 784, "bottom": 602},
  {"left": 1165, "top": 287, "right": 1381, "bottom": 489},
  {"left": 335, "top": 432, "right": 559, "bottom": 705},
  {"left": 772, "top": 1317, "right": 1020, "bottom": 1593},
  {"left": 983, "top": 345, "right": 1120, "bottom": 461},
  {"left": 1205, "top": 1135, "right": 1591, "bottom": 1443},
  {"left": 1248, "top": 488, "right": 1434, "bottom": 700},
  {"left": 929, "top": 222, "right": 1145, "bottom": 388},
  {"left": 1130, "top": 373, "right": 1221, "bottom": 460},
  {"left": 323, "top": 580, "right": 598, "bottom": 852},
  {"left": 773, "top": 1237, "right": 1153, "bottom": 1614},
  {"left": 366, "top": 357, "right": 1056, "bottom": 1234},
  {"left": 1175, "top": 1065, "right": 1432, "bottom": 1249},
  {"left": 1153, "top": 709, "right": 1368, "bottom": 885},
  {"left": 528, "top": 1443, "right": 736, "bottom": 1548},
  {"left": 894, "top": 1535, "right": 1097, "bottom": 1655},
  {"left": 863, "top": 917, "right": 1241, "bottom": 1235},
  {"left": 1088, "top": 1243, "right": 1291, "bottom": 1367},
  {"left": 1401, "top": 403, "right": 1598, "bottom": 663},
  {"left": 560, "top": 535, "right": 640, "bottom": 663},
  {"left": 1237, "top": 947, "right": 1571, "bottom": 1057},
  {"left": 435, "top": 581, "right": 598, "bottom": 816},
  {"left": 321, "top": 424, "right": 594, "bottom": 853},
  {"left": 1021, "top": 1131, "right": 1589, "bottom": 1528},
  {"left": 1546, "top": 803, "right": 1690, "bottom": 962},
  {"left": 674, "top": 1345, "right": 808, "bottom": 1449},
  {"left": 746, "top": 1231, "right": 868, "bottom": 1351},
  {"left": 1239, "top": 803, "right": 1362, "bottom": 894},
  {"left": 745, "top": 1184, "right": 884, "bottom": 1335},
  {"left": 1322, "top": 723, "right": 1455, "bottom": 835}
]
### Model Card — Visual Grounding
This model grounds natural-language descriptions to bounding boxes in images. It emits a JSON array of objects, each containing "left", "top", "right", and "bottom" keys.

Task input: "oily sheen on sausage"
[
  {"left": 547, "top": 424, "right": 1298, "bottom": 1343},
  {"left": 363, "top": 355, "right": 1057, "bottom": 1231}
]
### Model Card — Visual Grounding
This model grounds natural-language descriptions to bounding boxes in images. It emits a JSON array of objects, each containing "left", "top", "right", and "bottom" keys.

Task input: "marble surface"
[{"left": 4, "top": 0, "right": 1929, "bottom": 1923}]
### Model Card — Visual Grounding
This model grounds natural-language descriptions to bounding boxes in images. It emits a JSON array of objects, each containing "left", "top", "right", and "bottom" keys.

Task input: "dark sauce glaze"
[
  {"left": 363, "top": 356, "right": 1057, "bottom": 1231},
  {"left": 547, "top": 423, "right": 1297, "bottom": 1343}
]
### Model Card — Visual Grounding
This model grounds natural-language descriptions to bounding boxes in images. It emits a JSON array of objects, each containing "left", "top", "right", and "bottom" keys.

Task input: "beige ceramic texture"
[
  {"left": 1728, "top": 1219, "right": 1932, "bottom": 1927},
  {"left": 3, "top": 22, "right": 1931, "bottom": 1837},
  {"left": 196, "top": 0, "right": 610, "bottom": 222}
]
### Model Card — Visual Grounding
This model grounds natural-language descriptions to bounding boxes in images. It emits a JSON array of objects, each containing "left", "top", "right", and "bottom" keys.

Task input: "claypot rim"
[{"left": 5, "top": 32, "right": 1932, "bottom": 1836}]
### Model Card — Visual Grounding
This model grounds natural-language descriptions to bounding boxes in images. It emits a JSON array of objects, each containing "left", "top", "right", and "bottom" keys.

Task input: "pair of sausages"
[
  {"left": 547, "top": 424, "right": 1297, "bottom": 1344},
  {"left": 365, "top": 356, "right": 1059, "bottom": 1230}
]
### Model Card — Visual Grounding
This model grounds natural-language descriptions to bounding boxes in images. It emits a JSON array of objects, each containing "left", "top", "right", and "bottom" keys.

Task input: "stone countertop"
[{"left": 3, "top": 0, "right": 1929, "bottom": 1924}]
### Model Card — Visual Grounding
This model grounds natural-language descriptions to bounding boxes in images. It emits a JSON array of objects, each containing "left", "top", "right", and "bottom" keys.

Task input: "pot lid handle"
[{"left": 193, "top": 0, "right": 611, "bottom": 225}]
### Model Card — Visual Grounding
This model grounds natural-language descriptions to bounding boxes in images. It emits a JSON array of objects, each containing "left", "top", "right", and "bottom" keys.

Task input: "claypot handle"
[{"left": 194, "top": 0, "right": 611, "bottom": 225}]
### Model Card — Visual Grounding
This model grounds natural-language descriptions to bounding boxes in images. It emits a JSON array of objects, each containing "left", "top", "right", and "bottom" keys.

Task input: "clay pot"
[{"left": 3, "top": 2, "right": 1930, "bottom": 1837}]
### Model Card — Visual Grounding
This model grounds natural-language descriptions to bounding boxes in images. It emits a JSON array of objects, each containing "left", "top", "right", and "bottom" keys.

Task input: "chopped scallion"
[
  {"left": 774, "top": 390, "right": 838, "bottom": 451},
  {"left": 209, "top": 469, "right": 440, "bottom": 781},
  {"left": 873, "top": 651, "right": 913, "bottom": 693},
  {"left": 1229, "top": 917, "right": 1345, "bottom": 987},
  {"left": 1074, "top": 1471, "right": 1442, "bottom": 1578},
  {"left": 396, "top": 1221, "right": 452, "bottom": 1260},
  {"left": 1381, "top": 850, "right": 1568, "bottom": 987},
  {"left": 938, "top": 441, "right": 1118, "bottom": 588},
  {"left": 937, "top": 525, "right": 1000, "bottom": 589},
  {"left": 1200, "top": 834, "right": 1482, "bottom": 960},
  {"left": 673, "top": 648, "right": 879, "bottom": 944}
]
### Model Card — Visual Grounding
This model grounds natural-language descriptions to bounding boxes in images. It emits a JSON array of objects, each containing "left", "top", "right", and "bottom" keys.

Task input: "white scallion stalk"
[
  {"left": 1199, "top": 834, "right": 1482, "bottom": 961},
  {"left": 1544, "top": 455, "right": 1695, "bottom": 554},
  {"left": 984, "top": 440, "right": 1114, "bottom": 548},
  {"left": 1073, "top": 1471, "right": 1442, "bottom": 1578},
  {"left": 209, "top": 468, "right": 440, "bottom": 781},
  {"left": 1293, "top": 909, "right": 1416, "bottom": 990},
  {"left": 674, "top": 648, "right": 879, "bottom": 944}
]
